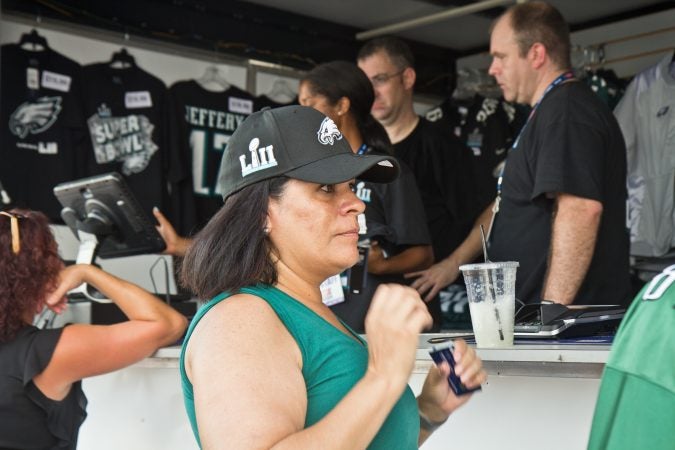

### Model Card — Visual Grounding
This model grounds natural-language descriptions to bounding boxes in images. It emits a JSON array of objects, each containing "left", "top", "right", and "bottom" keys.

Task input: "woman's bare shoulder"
[{"left": 188, "top": 292, "right": 295, "bottom": 360}]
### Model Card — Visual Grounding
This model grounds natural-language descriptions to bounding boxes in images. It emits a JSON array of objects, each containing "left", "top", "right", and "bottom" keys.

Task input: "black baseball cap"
[{"left": 216, "top": 105, "right": 400, "bottom": 200}]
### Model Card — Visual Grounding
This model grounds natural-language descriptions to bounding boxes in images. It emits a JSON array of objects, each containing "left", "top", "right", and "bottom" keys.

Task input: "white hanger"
[
  {"left": 196, "top": 66, "right": 231, "bottom": 92},
  {"left": 452, "top": 68, "right": 500, "bottom": 100},
  {"left": 266, "top": 79, "right": 296, "bottom": 103}
]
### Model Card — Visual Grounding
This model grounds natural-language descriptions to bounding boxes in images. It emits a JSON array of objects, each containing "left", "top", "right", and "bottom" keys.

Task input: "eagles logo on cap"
[{"left": 317, "top": 117, "right": 343, "bottom": 146}]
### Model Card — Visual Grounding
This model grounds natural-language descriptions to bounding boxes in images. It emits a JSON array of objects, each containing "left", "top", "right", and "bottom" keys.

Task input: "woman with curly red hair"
[{"left": 0, "top": 208, "right": 187, "bottom": 450}]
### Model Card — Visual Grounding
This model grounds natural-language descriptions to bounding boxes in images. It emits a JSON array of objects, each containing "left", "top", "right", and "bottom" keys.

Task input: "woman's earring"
[{"left": 263, "top": 227, "right": 270, "bottom": 234}]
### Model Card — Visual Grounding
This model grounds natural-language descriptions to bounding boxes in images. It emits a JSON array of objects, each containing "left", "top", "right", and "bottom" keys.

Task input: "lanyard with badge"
[
  {"left": 485, "top": 71, "right": 576, "bottom": 242},
  {"left": 321, "top": 146, "right": 369, "bottom": 306}
]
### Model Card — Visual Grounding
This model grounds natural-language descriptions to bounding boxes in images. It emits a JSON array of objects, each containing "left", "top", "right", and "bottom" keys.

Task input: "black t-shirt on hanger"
[
  {"left": 80, "top": 62, "right": 172, "bottom": 218},
  {"left": 167, "top": 80, "right": 255, "bottom": 233},
  {"left": 0, "top": 44, "right": 86, "bottom": 220},
  {"left": 460, "top": 94, "right": 523, "bottom": 211}
]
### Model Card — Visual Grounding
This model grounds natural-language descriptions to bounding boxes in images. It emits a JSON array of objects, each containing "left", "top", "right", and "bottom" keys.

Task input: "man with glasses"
[
  {"left": 410, "top": 2, "right": 630, "bottom": 308},
  {"left": 357, "top": 37, "right": 479, "bottom": 330}
]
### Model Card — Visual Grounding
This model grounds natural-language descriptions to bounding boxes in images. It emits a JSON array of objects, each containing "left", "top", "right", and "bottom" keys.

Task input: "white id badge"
[{"left": 320, "top": 274, "right": 345, "bottom": 306}]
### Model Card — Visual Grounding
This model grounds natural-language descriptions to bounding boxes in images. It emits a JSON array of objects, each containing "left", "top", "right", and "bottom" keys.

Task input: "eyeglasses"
[
  {"left": 0, "top": 211, "right": 21, "bottom": 254},
  {"left": 370, "top": 69, "right": 405, "bottom": 87}
]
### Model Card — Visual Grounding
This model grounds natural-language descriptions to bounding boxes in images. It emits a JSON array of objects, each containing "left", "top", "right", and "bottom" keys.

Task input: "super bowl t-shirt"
[
  {"left": 0, "top": 44, "right": 86, "bottom": 220},
  {"left": 167, "top": 81, "right": 254, "bottom": 233},
  {"left": 80, "top": 62, "right": 171, "bottom": 217}
]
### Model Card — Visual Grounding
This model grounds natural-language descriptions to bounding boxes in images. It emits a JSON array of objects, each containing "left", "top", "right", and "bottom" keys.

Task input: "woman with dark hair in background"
[
  {"left": 0, "top": 208, "right": 187, "bottom": 450},
  {"left": 179, "top": 105, "right": 485, "bottom": 449},
  {"left": 298, "top": 60, "right": 434, "bottom": 332}
]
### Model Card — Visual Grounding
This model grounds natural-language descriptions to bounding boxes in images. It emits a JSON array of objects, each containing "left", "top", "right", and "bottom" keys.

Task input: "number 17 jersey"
[{"left": 167, "top": 81, "right": 254, "bottom": 234}]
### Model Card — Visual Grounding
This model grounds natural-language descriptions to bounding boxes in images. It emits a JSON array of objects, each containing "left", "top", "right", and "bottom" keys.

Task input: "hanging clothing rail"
[
  {"left": 588, "top": 46, "right": 674, "bottom": 68},
  {"left": 593, "top": 25, "right": 675, "bottom": 47},
  {"left": 573, "top": 24, "right": 675, "bottom": 69}
]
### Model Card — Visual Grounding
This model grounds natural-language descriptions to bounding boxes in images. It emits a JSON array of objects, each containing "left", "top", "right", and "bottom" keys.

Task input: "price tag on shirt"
[
  {"left": 320, "top": 274, "right": 345, "bottom": 306},
  {"left": 41, "top": 70, "right": 71, "bottom": 92},
  {"left": 125, "top": 91, "right": 153, "bottom": 109},
  {"left": 26, "top": 68, "right": 39, "bottom": 90},
  {"left": 229, "top": 96, "right": 253, "bottom": 115}
]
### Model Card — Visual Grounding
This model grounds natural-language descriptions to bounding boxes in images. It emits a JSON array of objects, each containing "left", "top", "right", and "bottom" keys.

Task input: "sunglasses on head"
[{"left": 0, "top": 211, "right": 23, "bottom": 254}]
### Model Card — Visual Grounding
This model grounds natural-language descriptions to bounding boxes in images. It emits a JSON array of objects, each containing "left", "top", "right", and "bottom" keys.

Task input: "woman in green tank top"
[{"left": 177, "top": 105, "right": 486, "bottom": 449}]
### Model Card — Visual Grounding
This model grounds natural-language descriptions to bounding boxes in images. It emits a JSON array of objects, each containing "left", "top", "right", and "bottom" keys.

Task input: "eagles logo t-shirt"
[
  {"left": 81, "top": 62, "right": 172, "bottom": 217},
  {"left": 0, "top": 44, "right": 86, "bottom": 220}
]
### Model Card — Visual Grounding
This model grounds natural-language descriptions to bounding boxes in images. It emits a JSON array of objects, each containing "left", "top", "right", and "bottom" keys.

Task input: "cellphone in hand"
[{"left": 429, "top": 342, "right": 482, "bottom": 396}]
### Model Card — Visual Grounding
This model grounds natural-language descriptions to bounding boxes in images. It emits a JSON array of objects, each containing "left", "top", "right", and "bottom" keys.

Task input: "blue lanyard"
[
  {"left": 496, "top": 71, "right": 575, "bottom": 196},
  {"left": 356, "top": 143, "right": 368, "bottom": 155}
]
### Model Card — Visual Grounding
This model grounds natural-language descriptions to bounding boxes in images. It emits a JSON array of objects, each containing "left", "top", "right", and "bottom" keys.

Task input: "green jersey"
[{"left": 588, "top": 265, "right": 675, "bottom": 449}]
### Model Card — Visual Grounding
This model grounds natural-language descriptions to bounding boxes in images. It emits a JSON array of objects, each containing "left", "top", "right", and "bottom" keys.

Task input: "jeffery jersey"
[
  {"left": 167, "top": 81, "right": 254, "bottom": 233},
  {"left": 0, "top": 44, "right": 86, "bottom": 220}
]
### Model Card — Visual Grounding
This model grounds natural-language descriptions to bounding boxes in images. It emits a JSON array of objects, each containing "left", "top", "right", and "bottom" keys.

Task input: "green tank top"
[{"left": 180, "top": 284, "right": 419, "bottom": 449}]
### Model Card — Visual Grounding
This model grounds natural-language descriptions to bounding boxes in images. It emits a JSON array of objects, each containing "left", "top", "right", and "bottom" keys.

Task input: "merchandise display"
[
  {"left": 0, "top": 34, "right": 87, "bottom": 221},
  {"left": 426, "top": 95, "right": 527, "bottom": 211}
]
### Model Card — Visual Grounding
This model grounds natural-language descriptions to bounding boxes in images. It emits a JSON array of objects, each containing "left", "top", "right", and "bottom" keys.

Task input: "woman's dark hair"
[
  {"left": 0, "top": 209, "right": 62, "bottom": 342},
  {"left": 180, "top": 177, "right": 289, "bottom": 299},
  {"left": 301, "top": 60, "right": 394, "bottom": 155}
]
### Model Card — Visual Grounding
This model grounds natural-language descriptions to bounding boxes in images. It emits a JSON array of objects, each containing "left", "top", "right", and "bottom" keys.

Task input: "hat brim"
[{"left": 286, "top": 153, "right": 400, "bottom": 185}]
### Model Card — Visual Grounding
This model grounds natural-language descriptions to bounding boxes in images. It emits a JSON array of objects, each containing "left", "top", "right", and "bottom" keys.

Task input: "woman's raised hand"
[{"left": 364, "top": 284, "right": 432, "bottom": 392}]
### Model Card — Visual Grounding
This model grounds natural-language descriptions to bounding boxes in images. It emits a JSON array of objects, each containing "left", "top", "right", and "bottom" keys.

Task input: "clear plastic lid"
[{"left": 459, "top": 261, "right": 519, "bottom": 271}]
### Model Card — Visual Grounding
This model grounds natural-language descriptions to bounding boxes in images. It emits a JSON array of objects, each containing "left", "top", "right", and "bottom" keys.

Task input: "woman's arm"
[
  {"left": 33, "top": 264, "right": 187, "bottom": 400},
  {"left": 188, "top": 284, "right": 432, "bottom": 450},
  {"left": 368, "top": 243, "right": 434, "bottom": 275},
  {"left": 406, "top": 201, "right": 494, "bottom": 302},
  {"left": 416, "top": 339, "right": 487, "bottom": 446}
]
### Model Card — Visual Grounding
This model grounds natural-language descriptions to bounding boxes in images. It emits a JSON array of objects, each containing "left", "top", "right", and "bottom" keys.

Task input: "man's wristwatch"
[{"left": 419, "top": 412, "right": 448, "bottom": 433}]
